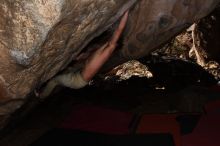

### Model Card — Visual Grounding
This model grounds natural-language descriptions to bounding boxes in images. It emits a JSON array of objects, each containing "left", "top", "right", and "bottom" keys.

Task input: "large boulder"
[
  {"left": 102, "top": 0, "right": 220, "bottom": 70},
  {"left": 0, "top": 0, "right": 136, "bottom": 115},
  {"left": 0, "top": 0, "right": 219, "bottom": 129}
]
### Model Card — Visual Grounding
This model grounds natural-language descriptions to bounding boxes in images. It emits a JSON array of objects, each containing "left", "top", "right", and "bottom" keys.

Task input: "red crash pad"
[
  {"left": 137, "top": 114, "right": 181, "bottom": 146},
  {"left": 182, "top": 113, "right": 220, "bottom": 146},
  {"left": 205, "top": 100, "right": 220, "bottom": 114},
  {"left": 60, "top": 105, "right": 133, "bottom": 134}
]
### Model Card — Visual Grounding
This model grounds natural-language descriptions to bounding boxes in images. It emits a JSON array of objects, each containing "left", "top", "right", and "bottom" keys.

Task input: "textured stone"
[
  {"left": 0, "top": 0, "right": 136, "bottom": 115},
  {"left": 103, "top": 0, "right": 220, "bottom": 70}
]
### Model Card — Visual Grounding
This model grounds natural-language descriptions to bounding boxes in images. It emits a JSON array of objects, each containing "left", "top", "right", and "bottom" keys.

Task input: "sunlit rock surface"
[{"left": 0, "top": 0, "right": 219, "bottom": 129}]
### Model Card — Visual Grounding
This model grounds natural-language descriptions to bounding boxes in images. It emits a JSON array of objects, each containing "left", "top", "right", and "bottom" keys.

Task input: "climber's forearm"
[{"left": 82, "top": 11, "right": 129, "bottom": 81}]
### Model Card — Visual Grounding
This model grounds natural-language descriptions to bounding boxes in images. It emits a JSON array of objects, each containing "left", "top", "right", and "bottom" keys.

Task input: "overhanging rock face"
[
  {"left": 0, "top": 0, "right": 219, "bottom": 128},
  {"left": 102, "top": 0, "right": 220, "bottom": 70},
  {"left": 0, "top": 0, "right": 136, "bottom": 116}
]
